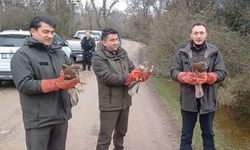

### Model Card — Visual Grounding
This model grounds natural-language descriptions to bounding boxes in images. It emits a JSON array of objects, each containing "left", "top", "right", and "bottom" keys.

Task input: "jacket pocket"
[
  {"left": 21, "top": 95, "right": 39, "bottom": 118},
  {"left": 38, "top": 93, "right": 59, "bottom": 117}
]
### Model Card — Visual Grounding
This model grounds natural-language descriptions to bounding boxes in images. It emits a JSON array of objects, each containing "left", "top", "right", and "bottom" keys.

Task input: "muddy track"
[{"left": 0, "top": 39, "right": 180, "bottom": 150}]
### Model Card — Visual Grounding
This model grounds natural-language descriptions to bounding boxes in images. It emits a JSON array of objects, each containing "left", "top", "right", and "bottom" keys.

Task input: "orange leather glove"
[
  {"left": 41, "top": 71, "right": 80, "bottom": 93},
  {"left": 125, "top": 68, "right": 144, "bottom": 85},
  {"left": 195, "top": 72, "right": 208, "bottom": 84},
  {"left": 138, "top": 71, "right": 151, "bottom": 82},
  {"left": 177, "top": 72, "right": 197, "bottom": 85},
  {"left": 206, "top": 72, "right": 217, "bottom": 85}
]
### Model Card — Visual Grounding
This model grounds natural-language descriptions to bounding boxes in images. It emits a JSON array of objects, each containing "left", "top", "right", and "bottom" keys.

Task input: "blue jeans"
[{"left": 180, "top": 110, "right": 215, "bottom": 150}]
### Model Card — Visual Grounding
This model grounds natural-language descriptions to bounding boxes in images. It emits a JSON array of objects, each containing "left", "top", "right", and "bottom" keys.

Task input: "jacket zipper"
[
  {"left": 109, "top": 88, "right": 112, "bottom": 104},
  {"left": 120, "top": 61, "right": 125, "bottom": 109}
]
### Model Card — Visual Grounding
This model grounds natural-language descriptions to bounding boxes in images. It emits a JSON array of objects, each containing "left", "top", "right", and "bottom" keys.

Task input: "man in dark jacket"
[
  {"left": 170, "top": 23, "right": 226, "bottom": 150},
  {"left": 11, "top": 16, "right": 79, "bottom": 150},
  {"left": 81, "top": 31, "right": 96, "bottom": 71},
  {"left": 92, "top": 28, "right": 150, "bottom": 150}
]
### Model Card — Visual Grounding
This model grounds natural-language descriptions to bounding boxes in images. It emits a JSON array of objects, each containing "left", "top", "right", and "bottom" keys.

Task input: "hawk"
[
  {"left": 190, "top": 61, "right": 208, "bottom": 98},
  {"left": 62, "top": 64, "right": 85, "bottom": 106}
]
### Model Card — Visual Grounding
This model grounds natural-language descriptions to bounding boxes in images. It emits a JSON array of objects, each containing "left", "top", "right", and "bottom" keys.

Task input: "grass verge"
[{"left": 152, "top": 75, "right": 233, "bottom": 150}]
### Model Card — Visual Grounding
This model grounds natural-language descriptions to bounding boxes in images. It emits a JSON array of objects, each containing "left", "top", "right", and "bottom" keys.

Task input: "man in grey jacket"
[
  {"left": 92, "top": 28, "right": 150, "bottom": 150},
  {"left": 170, "top": 23, "right": 226, "bottom": 150},
  {"left": 11, "top": 16, "right": 79, "bottom": 150}
]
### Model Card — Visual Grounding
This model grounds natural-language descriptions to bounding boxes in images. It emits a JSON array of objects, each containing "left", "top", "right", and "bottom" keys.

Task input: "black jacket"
[
  {"left": 11, "top": 37, "right": 72, "bottom": 129},
  {"left": 81, "top": 37, "right": 96, "bottom": 52}
]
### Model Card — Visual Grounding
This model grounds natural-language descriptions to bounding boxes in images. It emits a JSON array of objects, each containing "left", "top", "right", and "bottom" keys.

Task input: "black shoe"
[
  {"left": 82, "top": 68, "right": 86, "bottom": 71},
  {"left": 88, "top": 68, "right": 91, "bottom": 71}
]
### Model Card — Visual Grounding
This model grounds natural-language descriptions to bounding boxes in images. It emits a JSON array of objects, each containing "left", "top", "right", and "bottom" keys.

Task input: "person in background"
[
  {"left": 92, "top": 28, "right": 150, "bottom": 150},
  {"left": 11, "top": 16, "right": 79, "bottom": 150},
  {"left": 170, "top": 22, "right": 226, "bottom": 150},
  {"left": 81, "top": 31, "right": 96, "bottom": 71}
]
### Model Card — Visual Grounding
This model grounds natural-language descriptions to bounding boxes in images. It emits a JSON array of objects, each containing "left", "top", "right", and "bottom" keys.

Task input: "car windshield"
[
  {"left": 91, "top": 32, "right": 101, "bottom": 37},
  {"left": 76, "top": 32, "right": 85, "bottom": 39},
  {"left": 0, "top": 34, "right": 28, "bottom": 47},
  {"left": 76, "top": 31, "right": 101, "bottom": 40}
]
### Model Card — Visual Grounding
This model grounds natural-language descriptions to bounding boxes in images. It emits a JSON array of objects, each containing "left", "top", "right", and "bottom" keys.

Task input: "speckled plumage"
[
  {"left": 62, "top": 64, "right": 83, "bottom": 106},
  {"left": 190, "top": 61, "right": 207, "bottom": 98},
  {"left": 191, "top": 61, "right": 207, "bottom": 73},
  {"left": 62, "top": 64, "right": 80, "bottom": 80}
]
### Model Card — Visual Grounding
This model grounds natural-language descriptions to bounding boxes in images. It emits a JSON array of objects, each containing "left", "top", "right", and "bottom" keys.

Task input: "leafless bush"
[
  {"left": 218, "top": 71, "right": 250, "bottom": 118},
  {"left": 140, "top": 2, "right": 250, "bottom": 114}
]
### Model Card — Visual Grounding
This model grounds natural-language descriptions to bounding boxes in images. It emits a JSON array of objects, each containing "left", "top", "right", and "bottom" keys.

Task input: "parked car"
[
  {"left": 66, "top": 39, "right": 83, "bottom": 63},
  {"left": 0, "top": 30, "right": 72, "bottom": 84},
  {"left": 74, "top": 30, "right": 102, "bottom": 50},
  {"left": 53, "top": 33, "right": 72, "bottom": 58},
  {"left": 68, "top": 30, "right": 102, "bottom": 62},
  {"left": 73, "top": 30, "right": 102, "bottom": 41}
]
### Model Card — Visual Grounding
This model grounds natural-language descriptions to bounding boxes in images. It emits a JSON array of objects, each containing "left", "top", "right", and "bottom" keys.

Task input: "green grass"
[
  {"left": 152, "top": 76, "right": 181, "bottom": 117},
  {"left": 152, "top": 75, "right": 234, "bottom": 150}
]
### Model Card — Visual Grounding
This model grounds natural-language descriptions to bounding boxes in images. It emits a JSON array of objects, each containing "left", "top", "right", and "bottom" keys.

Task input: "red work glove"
[
  {"left": 138, "top": 71, "right": 151, "bottom": 82},
  {"left": 41, "top": 71, "right": 80, "bottom": 93},
  {"left": 125, "top": 68, "right": 144, "bottom": 85},
  {"left": 195, "top": 72, "right": 208, "bottom": 84},
  {"left": 206, "top": 72, "right": 217, "bottom": 85},
  {"left": 177, "top": 72, "right": 197, "bottom": 85}
]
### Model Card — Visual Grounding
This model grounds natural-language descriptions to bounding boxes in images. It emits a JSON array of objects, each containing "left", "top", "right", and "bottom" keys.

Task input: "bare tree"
[
  {"left": 90, "top": 0, "right": 119, "bottom": 29},
  {"left": 90, "top": 0, "right": 102, "bottom": 29}
]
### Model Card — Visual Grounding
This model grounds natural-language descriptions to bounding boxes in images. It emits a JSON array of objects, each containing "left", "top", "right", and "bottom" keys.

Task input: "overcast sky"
[{"left": 78, "top": 0, "right": 128, "bottom": 11}]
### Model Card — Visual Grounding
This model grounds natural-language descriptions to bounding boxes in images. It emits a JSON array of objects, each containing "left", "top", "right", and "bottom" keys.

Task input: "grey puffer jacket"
[
  {"left": 170, "top": 41, "right": 226, "bottom": 114},
  {"left": 92, "top": 47, "right": 135, "bottom": 111},
  {"left": 11, "top": 37, "right": 72, "bottom": 129}
]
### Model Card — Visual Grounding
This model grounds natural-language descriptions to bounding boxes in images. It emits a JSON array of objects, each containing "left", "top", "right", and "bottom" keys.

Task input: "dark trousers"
[
  {"left": 96, "top": 108, "right": 130, "bottom": 150},
  {"left": 180, "top": 110, "right": 215, "bottom": 150},
  {"left": 25, "top": 123, "right": 68, "bottom": 150},
  {"left": 82, "top": 51, "right": 92, "bottom": 70}
]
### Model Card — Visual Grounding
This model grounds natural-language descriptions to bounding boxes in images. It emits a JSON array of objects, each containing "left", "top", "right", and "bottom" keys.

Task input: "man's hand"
[
  {"left": 125, "top": 68, "right": 143, "bottom": 85},
  {"left": 41, "top": 71, "right": 80, "bottom": 93},
  {"left": 206, "top": 72, "right": 217, "bottom": 85},
  {"left": 125, "top": 68, "right": 146, "bottom": 85},
  {"left": 194, "top": 72, "right": 208, "bottom": 84},
  {"left": 178, "top": 71, "right": 217, "bottom": 85},
  {"left": 138, "top": 71, "right": 151, "bottom": 82},
  {"left": 177, "top": 72, "right": 198, "bottom": 85}
]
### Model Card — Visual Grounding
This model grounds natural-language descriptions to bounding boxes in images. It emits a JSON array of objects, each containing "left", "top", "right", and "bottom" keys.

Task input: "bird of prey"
[
  {"left": 128, "top": 61, "right": 153, "bottom": 96},
  {"left": 62, "top": 64, "right": 85, "bottom": 106},
  {"left": 190, "top": 61, "right": 208, "bottom": 98}
]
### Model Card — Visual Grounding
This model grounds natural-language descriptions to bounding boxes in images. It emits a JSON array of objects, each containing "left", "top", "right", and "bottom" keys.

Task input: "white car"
[
  {"left": 0, "top": 30, "right": 72, "bottom": 84},
  {"left": 69, "top": 30, "right": 102, "bottom": 62},
  {"left": 73, "top": 30, "right": 102, "bottom": 41},
  {"left": 73, "top": 30, "right": 102, "bottom": 50}
]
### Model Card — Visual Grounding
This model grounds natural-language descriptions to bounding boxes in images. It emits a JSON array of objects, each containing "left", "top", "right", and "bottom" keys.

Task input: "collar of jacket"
[
  {"left": 101, "top": 46, "right": 127, "bottom": 60},
  {"left": 23, "top": 37, "right": 61, "bottom": 51},
  {"left": 190, "top": 40, "right": 207, "bottom": 51},
  {"left": 179, "top": 41, "right": 219, "bottom": 59}
]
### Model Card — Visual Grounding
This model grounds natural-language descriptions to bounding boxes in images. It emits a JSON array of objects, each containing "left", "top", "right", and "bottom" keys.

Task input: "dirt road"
[{"left": 0, "top": 39, "right": 180, "bottom": 150}]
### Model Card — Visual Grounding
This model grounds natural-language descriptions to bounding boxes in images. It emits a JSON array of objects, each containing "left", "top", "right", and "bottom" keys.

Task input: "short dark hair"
[
  {"left": 29, "top": 16, "right": 56, "bottom": 30},
  {"left": 191, "top": 22, "right": 207, "bottom": 32},
  {"left": 101, "top": 28, "right": 119, "bottom": 40}
]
